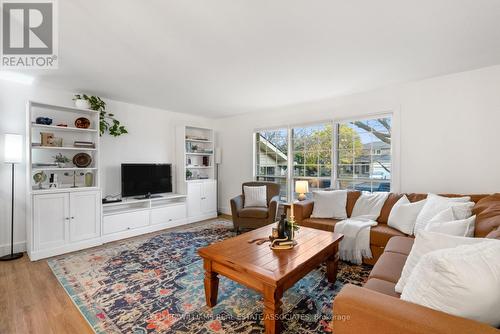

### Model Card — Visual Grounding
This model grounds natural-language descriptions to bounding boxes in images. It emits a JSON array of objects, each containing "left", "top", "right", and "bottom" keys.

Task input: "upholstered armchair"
[{"left": 230, "top": 181, "right": 280, "bottom": 233}]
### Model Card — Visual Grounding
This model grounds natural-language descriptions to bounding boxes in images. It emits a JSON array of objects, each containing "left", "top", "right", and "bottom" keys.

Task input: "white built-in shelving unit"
[
  {"left": 26, "top": 101, "right": 102, "bottom": 260},
  {"left": 176, "top": 126, "right": 217, "bottom": 222}
]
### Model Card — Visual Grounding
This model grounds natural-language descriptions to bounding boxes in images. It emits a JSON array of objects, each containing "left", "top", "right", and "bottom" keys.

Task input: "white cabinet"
[
  {"left": 187, "top": 180, "right": 217, "bottom": 221},
  {"left": 201, "top": 180, "right": 217, "bottom": 214},
  {"left": 69, "top": 191, "right": 101, "bottom": 242},
  {"left": 31, "top": 190, "right": 101, "bottom": 260},
  {"left": 33, "top": 192, "right": 69, "bottom": 251},
  {"left": 187, "top": 182, "right": 202, "bottom": 217}
]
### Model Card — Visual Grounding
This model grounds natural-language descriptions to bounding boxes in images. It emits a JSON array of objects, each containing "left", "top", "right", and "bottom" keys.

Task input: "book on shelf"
[{"left": 73, "top": 141, "right": 95, "bottom": 148}]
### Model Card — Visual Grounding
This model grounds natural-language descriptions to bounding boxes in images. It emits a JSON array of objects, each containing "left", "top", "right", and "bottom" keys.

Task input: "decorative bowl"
[
  {"left": 73, "top": 153, "right": 92, "bottom": 167},
  {"left": 75, "top": 117, "right": 91, "bottom": 129}
]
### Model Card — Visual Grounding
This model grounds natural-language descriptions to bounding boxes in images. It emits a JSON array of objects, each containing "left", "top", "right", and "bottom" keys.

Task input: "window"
[
  {"left": 255, "top": 129, "right": 289, "bottom": 201},
  {"left": 253, "top": 116, "right": 392, "bottom": 202},
  {"left": 292, "top": 124, "right": 333, "bottom": 199},
  {"left": 336, "top": 116, "right": 392, "bottom": 192}
]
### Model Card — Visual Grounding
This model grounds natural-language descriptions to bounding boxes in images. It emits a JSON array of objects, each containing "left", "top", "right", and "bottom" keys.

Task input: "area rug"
[{"left": 48, "top": 220, "right": 371, "bottom": 333}]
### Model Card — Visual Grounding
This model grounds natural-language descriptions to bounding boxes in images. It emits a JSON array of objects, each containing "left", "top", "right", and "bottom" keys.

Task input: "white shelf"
[
  {"left": 31, "top": 186, "right": 99, "bottom": 195},
  {"left": 30, "top": 101, "right": 98, "bottom": 115},
  {"left": 186, "top": 166, "right": 213, "bottom": 169},
  {"left": 185, "top": 138, "right": 212, "bottom": 143},
  {"left": 32, "top": 145, "right": 96, "bottom": 151},
  {"left": 102, "top": 194, "right": 188, "bottom": 207},
  {"left": 32, "top": 167, "right": 97, "bottom": 172},
  {"left": 186, "top": 152, "right": 213, "bottom": 155},
  {"left": 31, "top": 123, "right": 98, "bottom": 133}
]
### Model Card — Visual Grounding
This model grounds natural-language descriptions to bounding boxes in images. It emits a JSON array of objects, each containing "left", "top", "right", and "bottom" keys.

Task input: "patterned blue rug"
[{"left": 48, "top": 220, "right": 370, "bottom": 333}]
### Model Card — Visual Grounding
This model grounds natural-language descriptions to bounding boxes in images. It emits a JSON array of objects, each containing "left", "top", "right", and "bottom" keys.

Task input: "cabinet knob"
[
  {"left": 65, "top": 217, "right": 70, "bottom": 220},
  {"left": 71, "top": 217, "right": 75, "bottom": 219}
]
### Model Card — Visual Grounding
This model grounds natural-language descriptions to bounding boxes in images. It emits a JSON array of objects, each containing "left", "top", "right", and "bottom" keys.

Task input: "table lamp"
[
  {"left": 1, "top": 134, "right": 23, "bottom": 261},
  {"left": 295, "top": 180, "right": 309, "bottom": 201}
]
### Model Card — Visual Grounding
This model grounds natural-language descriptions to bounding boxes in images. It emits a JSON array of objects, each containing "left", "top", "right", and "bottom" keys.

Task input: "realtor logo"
[{"left": 1, "top": 0, "right": 58, "bottom": 68}]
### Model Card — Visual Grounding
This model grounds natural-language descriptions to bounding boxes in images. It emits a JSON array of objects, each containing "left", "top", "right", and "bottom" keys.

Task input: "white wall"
[
  {"left": 216, "top": 65, "right": 500, "bottom": 214},
  {"left": 0, "top": 81, "right": 213, "bottom": 256}
]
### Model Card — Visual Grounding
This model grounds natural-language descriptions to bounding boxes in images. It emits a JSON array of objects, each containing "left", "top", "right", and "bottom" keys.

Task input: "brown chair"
[{"left": 230, "top": 181, "right": 280, "bottom": 233}]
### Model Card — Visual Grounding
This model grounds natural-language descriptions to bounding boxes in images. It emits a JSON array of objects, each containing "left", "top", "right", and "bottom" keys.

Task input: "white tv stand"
[{"left": 102, "top": 193, "right": 188, "bottom": 243}]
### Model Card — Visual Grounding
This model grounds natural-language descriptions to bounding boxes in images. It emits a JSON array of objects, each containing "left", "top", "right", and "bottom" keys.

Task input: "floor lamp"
[
  {"left": 215, "top": 147, "right": 221, "bottom": 215},
  {"left": 1, "top": 134, "right": 23, "bottom": 261}
]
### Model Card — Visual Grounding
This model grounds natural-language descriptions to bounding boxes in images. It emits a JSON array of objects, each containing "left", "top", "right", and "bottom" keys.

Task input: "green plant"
[
  {"left": 53, "top": 153, "right": 70, "bottom": 163},
  {"left": 73, "top": 94, "right": 128, "bottom": 137},
  {"left": 186, "top": 170, "right": 192, "bottom": 179}
]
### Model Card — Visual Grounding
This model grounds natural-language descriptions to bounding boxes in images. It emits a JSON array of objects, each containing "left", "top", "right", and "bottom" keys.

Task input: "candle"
[{"left": 290, "top": 202, "right": 294, "bottom": 218}]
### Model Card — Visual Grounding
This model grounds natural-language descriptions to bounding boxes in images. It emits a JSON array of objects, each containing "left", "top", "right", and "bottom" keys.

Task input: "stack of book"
[{"left": 73, "top": 141, "right": 95, "bottom": 148}]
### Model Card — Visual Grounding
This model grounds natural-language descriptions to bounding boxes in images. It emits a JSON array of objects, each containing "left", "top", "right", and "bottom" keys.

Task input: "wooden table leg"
[
  {"left": 263, "top": 285, "right": 283, "bottom": 334},
  {"left": 203, "top": 260, "right": 219, "bottom": 307},
  {"left": 327, "top": 245, "right": 340, "bottom": 283}
]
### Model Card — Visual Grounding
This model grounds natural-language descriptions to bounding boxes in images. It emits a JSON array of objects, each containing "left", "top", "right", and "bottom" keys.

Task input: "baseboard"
[
  {"left": 219, "top": 206, "right": 231, "bottom": 215},
  {"left": 0, "top": 241, "right": 27, "bottom": 257}
]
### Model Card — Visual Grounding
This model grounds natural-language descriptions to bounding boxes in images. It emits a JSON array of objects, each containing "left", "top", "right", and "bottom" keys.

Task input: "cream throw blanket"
[{"left": 334, "top": 218, "right": 378, "bottom": 265}]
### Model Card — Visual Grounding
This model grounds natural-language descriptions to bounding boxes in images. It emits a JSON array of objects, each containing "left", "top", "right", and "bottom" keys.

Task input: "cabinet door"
[
  {"left": 33, "top": 193, "right": 69, "bottom": 251},
  {"left": 187, "top": 182, "right": 202, "bottom": 217},
  {"left": 201, "top": 180, "right": 217, "bottom": 214},
  {"left": 69, "top": 191, "right": 100, "bottom": 242}
]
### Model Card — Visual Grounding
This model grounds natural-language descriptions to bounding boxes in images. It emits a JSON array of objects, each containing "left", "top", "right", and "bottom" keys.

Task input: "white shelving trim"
[
  {"left": 32, "top": 145, "right": 97, "bottom": 151},
  {"left": 32, "top": 167, "right": 97, "bottom": 172},
  {"left": 31, "top": 123, "right": 98, "bottom": 133}
]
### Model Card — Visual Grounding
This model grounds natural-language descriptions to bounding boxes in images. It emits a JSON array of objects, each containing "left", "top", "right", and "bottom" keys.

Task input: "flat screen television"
[{"left": 121, "top": 163, "right": 172, "bottom": 198}]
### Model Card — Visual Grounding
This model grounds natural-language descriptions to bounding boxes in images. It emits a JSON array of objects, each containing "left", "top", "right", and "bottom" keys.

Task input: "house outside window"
[
  {"left": 253, "top": 115, "right": 392, "bottom": 202},
  {"left": 254, "top": 129, "right": 289, "bottom": 201},
  {"left": 336, "top": 116, "right": 392, "bottom": 192},
  {"left": 291, "top": 123, "right": 333, "bottom": 199}
]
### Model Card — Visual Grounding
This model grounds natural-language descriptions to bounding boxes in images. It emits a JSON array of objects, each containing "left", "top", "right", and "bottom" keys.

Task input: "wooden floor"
[
  {"left": 0, "top": 217, "right": 231, "bottom": 334},
  {"left": 0, "top": 255, "right": 94, "bottom": 334}
]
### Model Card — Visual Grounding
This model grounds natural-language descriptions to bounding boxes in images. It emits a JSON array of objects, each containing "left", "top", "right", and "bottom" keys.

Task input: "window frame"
[
  {"left": 252, "top": 112, "right": 398, "bottom": 202},
  {"left": 333, "top": 112, "right": 395, "bottom": 192}
]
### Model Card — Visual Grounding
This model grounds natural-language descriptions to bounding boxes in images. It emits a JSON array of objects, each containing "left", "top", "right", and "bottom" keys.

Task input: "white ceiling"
[{"left": 26, "top": 0, "right": 500, "bottom": 117}]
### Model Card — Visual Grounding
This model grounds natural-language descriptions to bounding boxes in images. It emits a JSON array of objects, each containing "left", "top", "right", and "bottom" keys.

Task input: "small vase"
[
  {"left": 75, "top": 99, "right": 91, "bottom": 109},
  {"left": 84, "top": 172, "right": 93, "bottom": 187}
]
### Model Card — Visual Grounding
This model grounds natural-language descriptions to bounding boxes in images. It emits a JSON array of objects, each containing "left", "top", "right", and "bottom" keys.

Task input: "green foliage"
[
  {"left": 53, "top": 153, "right": 70, "bottom": 163},
  {"left": 73, "top": 94, "right": 128, "bottom": 137}
]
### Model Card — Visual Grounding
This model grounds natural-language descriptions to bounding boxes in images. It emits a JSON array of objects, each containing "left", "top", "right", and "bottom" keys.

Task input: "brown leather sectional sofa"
[
  {"left": 292, "top": 192, "right": 498, "bottom": 264},
  {"left": 293, "top": 191, "right": 500, "bottom": 333}
]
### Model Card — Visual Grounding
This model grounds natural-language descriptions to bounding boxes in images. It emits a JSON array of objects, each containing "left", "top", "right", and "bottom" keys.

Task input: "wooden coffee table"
[{"left": 198, "top": 224, "right": 343, "bottom": 334}]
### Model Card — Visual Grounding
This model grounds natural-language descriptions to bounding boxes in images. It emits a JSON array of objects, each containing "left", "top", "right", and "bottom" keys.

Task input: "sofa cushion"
[
  {"left": 377, "top": 193, "right": 404, "bottom": 224},
  {"left": 301, "top": 218, "right": 338, "bottom": 232},
  {"left": 368, "top": 252, "right": 408, "bottom": 283},
  {"left": 385, "top": 236, "right": 414, "bottom": 256},
  {"left": 370, "top": 225, "right": 406, "bottom": 247},
  {"left": 239, "top": 207, "right": 268, "bottom": 219},
  {"left": 473, "top": 193, "right": 500, "bottom": 239},
  {"left": 346, "top": 191, "right": 362, "bottom": 217},
  {"left": 401, "top": 241, "right": 500, "bottom": 327},
  {"left": 364, "top": 278, "right": 401, "bottom": 298}
]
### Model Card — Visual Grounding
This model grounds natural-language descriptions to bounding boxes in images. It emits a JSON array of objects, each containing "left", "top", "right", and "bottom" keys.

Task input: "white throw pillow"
[
  {"left": 425, "top": 215, "right": 476, "bottom": 237},
  {"left": 401, "top": 241, "right": 500, "bottom": 327},
  {"left": 395, "top": 230, "right": 490, "bottom": 293},
  {"left": 311, "top": 190, "right": 347, "bottom": 219},
  {"left": 243, "top": 186, "right": 267, "bottom": 207},
  {"left": 413, "top": 194, "right": 472, "bottom": 234},
  {"left": 351, "top": 192, "right": 389, "bottom": 221},
  {"left": 387, "top": 196, "right": 426, "bottom": 235}
]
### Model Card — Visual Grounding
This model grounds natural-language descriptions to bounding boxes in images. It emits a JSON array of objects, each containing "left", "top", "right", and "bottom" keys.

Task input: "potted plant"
[
  {"left": 53, "top": 153, "right": 70, "bottom": 168},
  {"left": 73, "top": 94, "right": 128, "bottom": 137},
  {"left": 73, "top": 95, "right": 91, "bottom": 109}
]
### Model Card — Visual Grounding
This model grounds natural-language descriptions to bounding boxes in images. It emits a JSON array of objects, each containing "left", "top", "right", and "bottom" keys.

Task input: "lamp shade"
[
  {"left": 295, "top": 180, "right": 309, "bottom": 194},
  {"left": 4, "top": 134, "right": 23, "bottom": 164}
]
